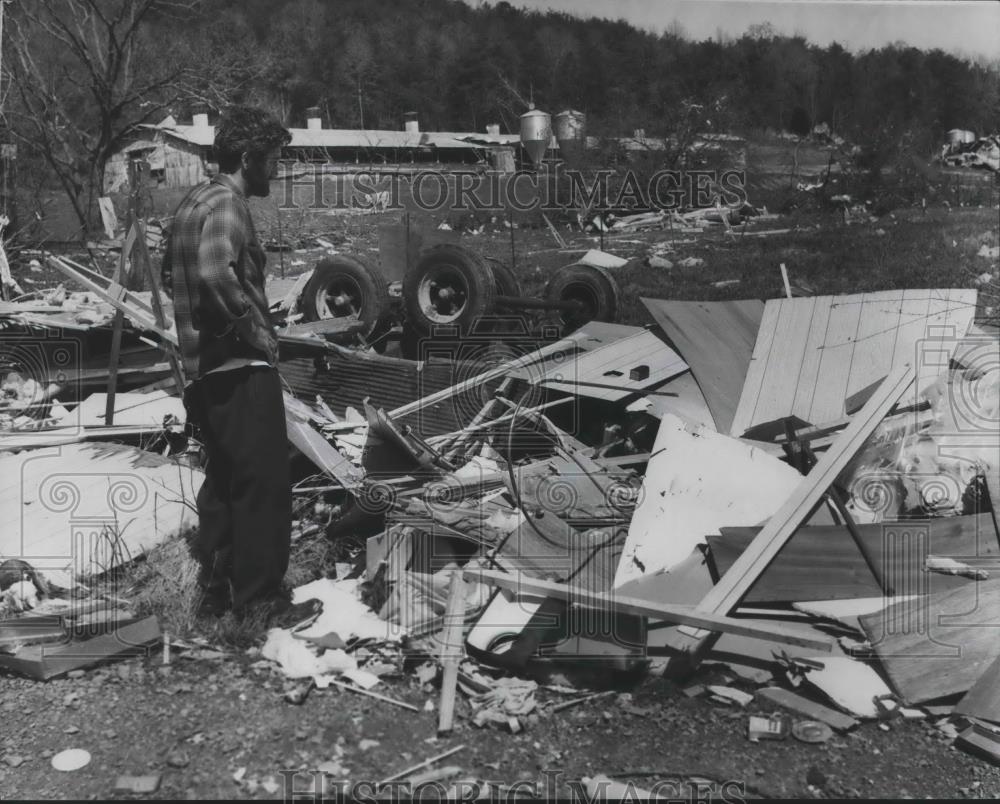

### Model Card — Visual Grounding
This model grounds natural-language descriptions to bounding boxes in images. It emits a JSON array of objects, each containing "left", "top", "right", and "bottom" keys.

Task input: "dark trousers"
[{"left": 184, "top": 366, "right": 291, "bottom": 609}]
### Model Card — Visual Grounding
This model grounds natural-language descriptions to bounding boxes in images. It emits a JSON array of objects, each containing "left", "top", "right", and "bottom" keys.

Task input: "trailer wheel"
[
  {"left": 544, "top": 262, "right": 621, "bottom": 331},
  {"left": 403, "top": 244, "right": 495, "bottom": 334},
  {"left": 301, "top": 255, "right": 389, "bottom": 335}
]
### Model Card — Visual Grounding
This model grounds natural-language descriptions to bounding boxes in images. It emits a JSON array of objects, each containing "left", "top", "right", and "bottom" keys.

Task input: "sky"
[{"left": 504, "top": 0, "right": 1000, "bottom": 61}]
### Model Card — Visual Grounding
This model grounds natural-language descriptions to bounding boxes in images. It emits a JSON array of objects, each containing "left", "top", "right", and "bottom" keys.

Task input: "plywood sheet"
[
  {"left": 731, "top": 289, "right": 977, "bottom": 436},
  {"left": 860, "top": 578, "right": 1000, "bottom": 703},
  {"left": 641, "top": 298, "right": 764, "bottom": 433}
]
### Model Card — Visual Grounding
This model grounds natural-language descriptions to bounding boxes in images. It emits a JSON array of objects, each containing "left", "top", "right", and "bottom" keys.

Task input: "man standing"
[{"left": 163, "top": 106, "right": 314, "bottom": 626}]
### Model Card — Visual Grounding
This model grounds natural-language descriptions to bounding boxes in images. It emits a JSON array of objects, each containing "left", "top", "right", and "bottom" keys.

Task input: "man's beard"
[{"left": 250, "top": 177, "right": 272, "bottom": 197}]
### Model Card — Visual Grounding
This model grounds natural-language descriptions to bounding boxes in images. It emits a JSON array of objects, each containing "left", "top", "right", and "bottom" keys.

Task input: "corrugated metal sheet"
[
  {"left": 730, "top": 289, "right": 978, "bottom": 436},
  {"left": 278, "top": 351, "right": 508, "bottom": 437},
  {"left": 278, "top": 327, "right": 636, "bottom": 438}
]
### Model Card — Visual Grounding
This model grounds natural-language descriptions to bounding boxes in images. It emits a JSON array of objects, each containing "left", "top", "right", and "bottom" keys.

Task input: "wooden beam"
[
  {"left": 437, "top": 570, "right": 466, "bottom": 735},
  {"left": 465, "top": 568, "right": 834, "bottom": 652},
  {"left": 46, "top": 256, "right": 177, "bottom": 345}
]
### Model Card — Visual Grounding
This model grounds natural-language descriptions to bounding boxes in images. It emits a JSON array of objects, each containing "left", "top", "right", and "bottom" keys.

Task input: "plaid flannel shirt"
[{"left": 162, "top": 175, "right": 276, "bottom": 379}]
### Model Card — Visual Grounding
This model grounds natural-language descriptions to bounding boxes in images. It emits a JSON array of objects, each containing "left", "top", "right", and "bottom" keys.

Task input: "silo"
[
  {"left": 554, "top": 110, "right": 585, "bottom": 146},
  {"left": 520, "top": 107, "right": 552, "bottom": 167}
]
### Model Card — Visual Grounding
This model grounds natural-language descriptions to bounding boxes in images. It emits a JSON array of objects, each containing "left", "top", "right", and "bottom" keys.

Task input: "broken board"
[
  {"left": 756, "top": 686, "right": 859, "bottom": 731},
  {"left": 860, "top": 578, "right": 1000, "bottom": 703},
  {"left": 0, "top": 616, "right": 160, "bottom": 680}
]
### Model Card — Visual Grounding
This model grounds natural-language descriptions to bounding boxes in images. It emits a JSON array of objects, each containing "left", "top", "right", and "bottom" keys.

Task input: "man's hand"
[{"left": 236, "top": 305, "right": 280, "bottom": 364}]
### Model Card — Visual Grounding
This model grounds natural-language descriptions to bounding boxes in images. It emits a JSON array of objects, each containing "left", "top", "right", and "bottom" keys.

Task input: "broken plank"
[
  {"left": 46, "top": 256, "right": 175, "bottom": 345},
  {"left": 0, "top": 616, "right": 67, "bottom": 647},
  {"left": 756, "top": 686, "right": 859, "bottom": 731},
  {"left": 0, "top": 616, "right": 161, "bottom": 680},
  {"left": 465, "top": 568, "right": 834, "bottom": 652},
  {"left": 437, "top": 570, "right": 466, "bottom": 735},
  {"left": 0, "top": 424, "right": 171, "bottom": 452},
  {"left": 957, "top": 723, "right": 1000, "bottom": 766}
]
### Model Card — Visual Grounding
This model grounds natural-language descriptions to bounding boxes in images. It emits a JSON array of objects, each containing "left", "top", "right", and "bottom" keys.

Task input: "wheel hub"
[
  {"left": 418, "top": 266, "right": 469, "bottom": 324},
  {"left": 320, "top": 279, "right": 361, "bottom": 318}
]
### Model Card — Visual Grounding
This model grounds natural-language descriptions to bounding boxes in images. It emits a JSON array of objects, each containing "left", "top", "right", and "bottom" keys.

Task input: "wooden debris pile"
[{"left": 2, "top": 241, "right": 1000, "bottom": 775}]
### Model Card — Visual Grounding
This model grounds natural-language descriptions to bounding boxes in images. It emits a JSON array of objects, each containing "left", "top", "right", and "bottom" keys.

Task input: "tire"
[
  {"left": 301, "top": 255, "right": 389, "bottom": 335},
  {"left": 544, "top": 262, "right": 621, "bottom": 331},
  {"left": 402, "top": 244, "right": 496, "bottom": 334},
  {"left": 486, "top": 258, "right": 522, "bottom": 299}
]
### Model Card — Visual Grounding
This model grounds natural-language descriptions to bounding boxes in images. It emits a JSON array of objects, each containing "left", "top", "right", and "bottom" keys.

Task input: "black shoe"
[
  {"left": 236, "top": 596, "right": 323, "bottom": 630},
  {"left": 195, "top": 584, "right": 231, "bottom": 619}
]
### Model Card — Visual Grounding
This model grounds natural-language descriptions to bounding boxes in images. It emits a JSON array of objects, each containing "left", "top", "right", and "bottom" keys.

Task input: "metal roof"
[{"left": 148, "top": 122, "right": 500, "bottom": 151}]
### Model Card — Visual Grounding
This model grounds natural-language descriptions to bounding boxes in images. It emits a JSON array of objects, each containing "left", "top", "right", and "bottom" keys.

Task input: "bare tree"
[{"left": 2, "top": 0, "right": 246, "bottom": 236}]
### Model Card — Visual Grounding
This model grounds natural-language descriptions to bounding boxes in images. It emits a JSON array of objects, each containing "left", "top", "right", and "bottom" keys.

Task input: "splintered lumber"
[
  {"left": 437, "top": 570, "right": 466, "bottom": 735},
  {"left": 679, "top": 364, "right": 914, "bottom": 645},
  {"left": 465, "top": 568, "right": 834, "bottom": 652},
  {"left": 860, "top": 578, "right": 1000, "bottom": 704},
  {"left": 756, "top": 687, "right": 859, "bottom": 731}
]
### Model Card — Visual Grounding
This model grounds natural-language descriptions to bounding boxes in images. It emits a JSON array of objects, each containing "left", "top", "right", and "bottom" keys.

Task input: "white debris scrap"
[
  {"left": 260, "top": 629, "right": 356, "bottom": 679},
  {"left": 293, "top": 578, "right": 405, "bottom": 642},
  {"left": 615, "top": 414, "right": 801, "bottom": 586}
]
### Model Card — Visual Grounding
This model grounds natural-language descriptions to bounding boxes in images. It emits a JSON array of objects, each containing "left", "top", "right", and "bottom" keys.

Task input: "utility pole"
[{"left": 357, "top": 77, "right": 364, "bottom": 129}]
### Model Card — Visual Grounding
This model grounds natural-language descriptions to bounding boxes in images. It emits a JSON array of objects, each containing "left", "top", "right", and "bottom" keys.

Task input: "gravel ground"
[{"left": 2, "top": 650, "right": 999, "bottom": 800}]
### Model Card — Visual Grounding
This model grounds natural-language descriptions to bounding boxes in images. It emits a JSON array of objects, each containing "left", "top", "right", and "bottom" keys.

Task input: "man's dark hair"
[{"left": 214, "top": 106, "right": 292, "bottom": 173}]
